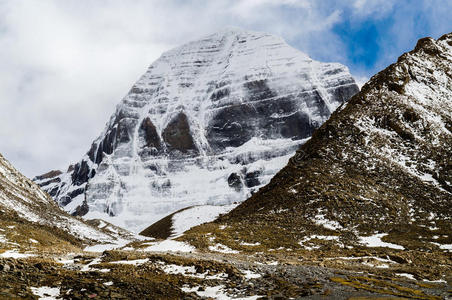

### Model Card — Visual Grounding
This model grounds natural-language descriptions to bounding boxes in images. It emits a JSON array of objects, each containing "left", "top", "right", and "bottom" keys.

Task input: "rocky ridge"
[
  {"left": 0, "top": 153, "right": 132, "bottom": 253},
  {"left": 220, "top": 33, "right": 452, "bottom": 236},
  {"left": 180, "top": 33, "right": 452, "bottom": 284}
]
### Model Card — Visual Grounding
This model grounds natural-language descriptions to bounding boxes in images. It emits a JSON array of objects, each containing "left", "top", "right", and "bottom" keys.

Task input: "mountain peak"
[
  {"left": 157, "top": 27, "right": 310, "bottom": 68},
  {"left": 36, "top": 29, "right": 358, "bottom": 233}
]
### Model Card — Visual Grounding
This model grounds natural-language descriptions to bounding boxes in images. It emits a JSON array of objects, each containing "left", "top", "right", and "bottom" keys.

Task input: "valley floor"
[{"left": 0, "top": 239, "right": 450, "bottom": 299}]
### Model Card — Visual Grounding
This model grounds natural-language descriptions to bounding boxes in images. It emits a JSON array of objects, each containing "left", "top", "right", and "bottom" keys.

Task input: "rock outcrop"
[{"left": 0, "top": 153, "right": 121, "bottom": 247}]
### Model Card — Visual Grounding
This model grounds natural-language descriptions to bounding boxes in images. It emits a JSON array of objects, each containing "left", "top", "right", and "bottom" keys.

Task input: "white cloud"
[
  {"left": 230, "top": 0, "right": 312, "bottom": 18},
  {"left": 352, "top": 0, "right": 395, "bottom": 18}
]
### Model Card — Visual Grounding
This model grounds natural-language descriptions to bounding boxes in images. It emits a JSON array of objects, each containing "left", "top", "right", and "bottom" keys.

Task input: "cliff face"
[
  {"left": 183, "top": 33, "right": 452, "bottom": 258},
  {"left": 35, "top": 28, "right": 358, "bottom": 232}
]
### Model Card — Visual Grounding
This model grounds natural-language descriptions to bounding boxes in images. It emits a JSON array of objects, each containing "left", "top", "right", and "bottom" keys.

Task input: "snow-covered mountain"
[{"left": 35, "top": 28, "right": 358, "bottom": 232}]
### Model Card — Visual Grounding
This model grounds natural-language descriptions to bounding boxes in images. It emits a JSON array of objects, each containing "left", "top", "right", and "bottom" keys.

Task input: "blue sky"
[
  {"left": 0, "top": 0, "right": 450, "bottom": 176},
  {"left": 285, "top": 0, "right": 452, "bottom": 84}
]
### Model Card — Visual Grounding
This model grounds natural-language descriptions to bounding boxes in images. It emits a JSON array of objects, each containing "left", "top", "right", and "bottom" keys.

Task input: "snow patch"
[
  {"left": 80, "top": 257, "right": 103, "bottom": 272},
  {"left": 141, "top": 240, "right": 196, "bottom": 253},
  {"left": 30, "top": 286, "right": 60, "bottom": 300},
  {"left": 84, "top": 239, "right": 130, "bottom": 252},
  {"left": 110, "top": 258, "right": 149, "bottom": 265},
  {"left": 158, "top": 261, "right": 228, "bottom": 280},
  {"left": 0, "top": 250, "right": 36, "bottom": 259},
  {"left": 208, "top": 243, "right": 239, "bottom": 254},
  {"left": 314, "top": 214, "right": 343, "bottom": 230},
  {"left": 358, "top": 234, "right": 404, "bottom": 250},
  {"left": 181, "top": 285, "right": 261, "bottom": 300},
  {"left": 397, "top": 273, "right": 415, "bottom": 280},
  {"left": 242, "top": 270, "right": 262, "bottom": 279},
  {"left": 240, "top": 241, "right": 261, "bottom": 246}
]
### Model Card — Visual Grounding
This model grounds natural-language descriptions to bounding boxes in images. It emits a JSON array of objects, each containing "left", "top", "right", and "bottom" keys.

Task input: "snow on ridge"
[{"left": 0, "top": 153, "right": 122, "bottom": 245}]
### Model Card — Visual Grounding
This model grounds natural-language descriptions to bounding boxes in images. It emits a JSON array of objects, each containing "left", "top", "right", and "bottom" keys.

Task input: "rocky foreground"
[{"left": 1, "top": 237, "right": 450, "bottom": 299}]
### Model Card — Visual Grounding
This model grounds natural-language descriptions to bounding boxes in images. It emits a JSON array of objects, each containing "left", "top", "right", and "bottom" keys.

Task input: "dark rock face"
[
  {"left": 33, "top": 170, "right": 62, "bottom": 182},
  {"left": 38, "top": 177, "right": 61, "bottom": 188},
  {"left": 94, "top": 127, "right": 117, "bottom": 164},
  {"left": 207, "top": 103, "right": 259, "bottom": 149},
  {"left": 87, "top": 113, "right": 136, "bottom": 165},
  {"left": 327, "top": 84, "right": 360, "bottom": 104},
  {"left": 162, "top": 112, "right": 198, "bottom": 155},
  {"left": 278, "top": 112, "right": 316, "bottom": 140},
  {"left": 72, "top": 200, "right": 89, "bottom": 216},
  {"left": 206, "top": 83, "right": 359, "bottom": 151},
  {"left": 244, "top": 171, "right": 261, "bottom": 188},
  {"left": 139, "top": 117, "right": 162, "bottom": 151},
  {"left": 228, "top": 173, "right": 243, "bottom": 192},
  {"left": 207, "top": 97, "right": 318, "bottom": 150},
  {"left": 243, "top": 79, "right": 277, "bottom": 102},
  {"left": 71, "top": 160, "right": 93, "bottom": 186},
  {"left": 60, "top": 188, "right": 85, "bottom": 207},
  {"left": 116, "top": 118, "right": 133, "bottom": 144},
  {"left": 47, "top": 185, "right": 61, "bottom": 198}
]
